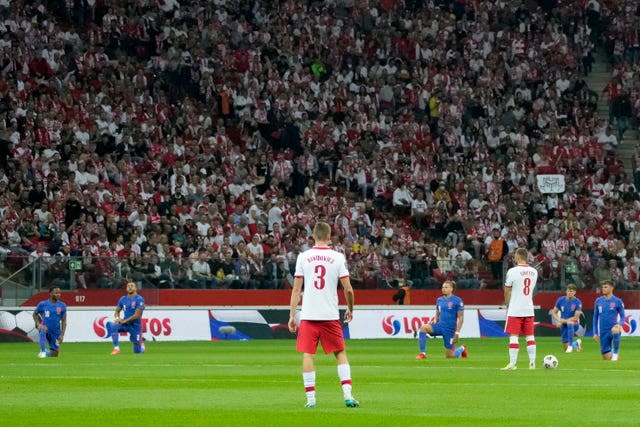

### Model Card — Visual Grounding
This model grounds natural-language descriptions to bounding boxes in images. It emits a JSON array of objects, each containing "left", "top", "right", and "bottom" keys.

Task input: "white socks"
[
  {"left": 337, "top": 363, "right": 353, "bottom": 400},
  {"left": 303, "top": 371, "right": 316, "bottom": 404}
]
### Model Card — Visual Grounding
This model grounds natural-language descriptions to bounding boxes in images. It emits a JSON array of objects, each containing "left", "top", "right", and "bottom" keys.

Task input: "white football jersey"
[
  {"left": 295, "top": 246, "right": 349, "bottom": 320},
  {"left": 504, "top": 263, "right": 537, "bottom": 317}
]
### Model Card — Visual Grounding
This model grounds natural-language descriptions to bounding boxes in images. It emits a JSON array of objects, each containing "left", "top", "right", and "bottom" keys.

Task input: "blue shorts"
[
  {"left": 44, "top": 330, "right": 61, "bottom": 351},
  {"left": 598, "top": 331, "right": 613, "bottom": 355},
  {"left": 431, "top": 323, "right": 455, "bottom": 350},
  {"left": 560, "top": 323, "right": 577, "bottom": 344},
  {"left": 111, "top": 323, "right": 142, "bottom": 343}
]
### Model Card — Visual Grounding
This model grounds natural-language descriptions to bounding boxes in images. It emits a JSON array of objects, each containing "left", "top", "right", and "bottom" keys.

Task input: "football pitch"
[{"left": 1, "top": 338, "right": 638, "bottom": 426}]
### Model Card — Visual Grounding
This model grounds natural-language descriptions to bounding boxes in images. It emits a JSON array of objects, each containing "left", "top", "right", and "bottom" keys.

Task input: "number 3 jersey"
[
  {"left": 505, "top": 264, "right": 538, "bottom": 317},
  {"left": 295, "top": 246, "right": 349, "bottom": 320}
]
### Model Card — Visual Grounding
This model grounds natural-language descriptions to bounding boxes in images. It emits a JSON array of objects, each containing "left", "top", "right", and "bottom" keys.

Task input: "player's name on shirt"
[
  {"left": 305, "top": 254, "right": 336, "bottom": 264},
  {"left": 517, "top": 269, "right": 536, "bottom": 277}
]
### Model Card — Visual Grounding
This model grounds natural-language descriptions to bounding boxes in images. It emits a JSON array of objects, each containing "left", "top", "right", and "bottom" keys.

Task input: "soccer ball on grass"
[{"left": 543, "top": 354, "right": 558, "bottom": 369}]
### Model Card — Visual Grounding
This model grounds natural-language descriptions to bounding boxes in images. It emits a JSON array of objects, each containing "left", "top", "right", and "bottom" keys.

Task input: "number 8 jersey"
[
  {"left": 505, "top": 263, "right": 538, "bottom": 317},
  {"left": 295, "top": 246, "right": 350, "bottom": 320}
]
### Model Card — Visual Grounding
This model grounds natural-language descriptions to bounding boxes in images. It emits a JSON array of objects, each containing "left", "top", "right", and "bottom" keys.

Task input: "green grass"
[{"left": 0, "top": 338, "right": 639, "bottom": 426}]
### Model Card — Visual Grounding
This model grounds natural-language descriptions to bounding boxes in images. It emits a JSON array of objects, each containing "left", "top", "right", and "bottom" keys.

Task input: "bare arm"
[
  {"left": 503, "top": 286, "right": 512, "bottom": 307},
  {"left": 592, "top": 304, "right": 600, "bottom": 341},
  {"left": 113, "top": 305, "right": 123, "bottom": 323},
  {"left": 454, "top": 310, "right": 464, "bottom": 343},
  {"left": 121, "top": 308, "right": 143, "bottom": 324},
  {"left": 456, "top": 311, "right": 464, "bottom": 334},
  {"left": 288, "top": 277, "right": 303, "bottom": 332},
  {"left": 33, "top": 310, "right": 41, "bottom": 327},
  {"left": 571, "top": 310, "right": 582, "bottom": 324},
  {"left": 340, "top": 276, "right": 354, "bottom": 323},
  {"left": 431, "top": 308, "right": 440, "bottom": 324},
  {"left": 59, "top": 313, "right": 67, "bottom": 343}
]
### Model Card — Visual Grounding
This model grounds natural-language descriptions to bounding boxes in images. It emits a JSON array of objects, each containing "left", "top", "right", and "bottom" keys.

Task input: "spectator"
[
  {"left": 0, "top": 0, "right": 633, "bottom": 293},
  {"left": 392, "top": 182, "right": 413, "bottom": 213},
  {"left": 191, "top": 252, "right": 215, "bottom": 289},
  {"left": 485, "top": 228, "right": 508, "bottom": 283}
]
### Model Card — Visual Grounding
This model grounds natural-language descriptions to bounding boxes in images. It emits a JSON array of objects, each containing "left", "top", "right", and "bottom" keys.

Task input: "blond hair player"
[
  {"left": 288, "top": 221, "right": 359, "bottom": 408},
  {"left": 501, "top": 247, "right": 538, "bottom": 370}
]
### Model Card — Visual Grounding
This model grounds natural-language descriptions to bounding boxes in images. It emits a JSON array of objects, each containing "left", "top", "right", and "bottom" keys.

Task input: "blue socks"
[
  {"left": 39, "top": 330, "right": 46, "bottom": 353},
  {"left": 418, "top": 331, "right": 427, "bottom": 353},
  {"left": 110, "top": 322, "right": 120, "bottom": 346},
  {"left": 612, "top": 333, "right": 621, "bottom": 354},
  {"left": 566, "top": 323, "right": 575, "bottom": 340}
]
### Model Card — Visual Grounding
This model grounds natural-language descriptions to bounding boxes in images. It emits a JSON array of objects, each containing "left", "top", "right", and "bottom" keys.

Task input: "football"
[{"left": 543, "top": 354, "right": 558, "bottom": 369}]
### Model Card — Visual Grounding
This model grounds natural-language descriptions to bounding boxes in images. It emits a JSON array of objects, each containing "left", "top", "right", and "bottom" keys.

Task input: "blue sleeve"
[
  {"left": 554, "top": 297, "right": 562, "bottom": 310},
  {"left": 617, "top": 299, "right": 625, "bottom": 326},
  {"left": 592, "top": 299, "right": 599, "bottom": 335},
  {"left": 576, "top": 298, "right": 582, "bottom": 312}
]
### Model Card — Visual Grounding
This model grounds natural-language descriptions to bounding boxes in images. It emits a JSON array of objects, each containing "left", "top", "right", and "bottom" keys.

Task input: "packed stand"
[{"left": 0, "top": 0, "right": 637, "bottom": 292}]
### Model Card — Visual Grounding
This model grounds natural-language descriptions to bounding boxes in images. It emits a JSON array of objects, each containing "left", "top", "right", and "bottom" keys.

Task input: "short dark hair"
[{"left": 49, "top": 286, "right": 60, "bottom": 293}]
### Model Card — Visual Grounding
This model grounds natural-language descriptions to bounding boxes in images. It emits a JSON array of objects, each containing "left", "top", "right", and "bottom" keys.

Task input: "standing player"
[
  {"left": 551, "top": 283, "right": 583, "bottom": 353},
  {"left": 415, "top": 280, "right": 467, "bottom": 360},
  {"left": 33, "top": 286, "right": 67, "bottom": 358},
  {"left": 288, "top": 221, "right": 359, "bottom": 409},
  {"left": 106, "top": 282, "right": 145, "bottom": 355},
  {"left": 593, "top": 280, "right": 625, "bottom": 361},
  {"left": 501, "top": 247, "right": 538, "bottom": 370}
]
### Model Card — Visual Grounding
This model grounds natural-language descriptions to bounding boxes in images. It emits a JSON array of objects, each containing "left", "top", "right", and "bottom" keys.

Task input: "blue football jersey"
[
  {"left": 35, "top": 300, "right": 67, "bottom": 332},
  {"left": 554, "top": 296, "right": 582, "bottom": 319},
  {"left": 117, "top": 295, "right": 145, "bottom": 327},
  {"left": 436, "top": 295, "right": 464, "bottom": 330},
  {"left": 593, "top": 295, "right": 625, "bottom": 335}
]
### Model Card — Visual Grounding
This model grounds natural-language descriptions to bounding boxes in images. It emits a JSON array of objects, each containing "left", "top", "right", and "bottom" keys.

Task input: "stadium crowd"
[{"left": 0, "top": 0, "right": 639, "bottom": 292}]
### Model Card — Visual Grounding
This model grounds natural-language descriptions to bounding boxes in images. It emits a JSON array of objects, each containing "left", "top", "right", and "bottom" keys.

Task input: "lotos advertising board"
[
  {"left": 68, "top": 309, "right": 211, "bottom": 342},
  {"left": 2, "top": 308, "right": 636, "bottom": 342},
  {"left": 347, "top": 309, "right": 480, "bottom": 339}
]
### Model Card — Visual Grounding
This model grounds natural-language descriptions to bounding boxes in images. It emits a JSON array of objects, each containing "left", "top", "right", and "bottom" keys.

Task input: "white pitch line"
[
  {"left": 4, "top": 362, "right": 639, "bottom": 374},
  {"left": 0, "top": 375, "right": 632, "bottom": 388}
]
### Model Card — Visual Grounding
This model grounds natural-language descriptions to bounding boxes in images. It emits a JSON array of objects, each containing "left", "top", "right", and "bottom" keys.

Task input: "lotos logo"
[
  {"left": 382, "top": 315, "right": 401, "bottom": 336},
  {"left": 92, "top": 317, "right": 173, "bottom": 338},
  {"left": 382, "top": 315, "right": 432, "bottom": 335},
  {"left": 622, "top": 315, "right": 637, "bottom": 334},
  {"left": 93, "top": 316, "right": 110, "bottom": 338},
  {"left": 141, "top": 318, "right": 172, "bottom": 336}
]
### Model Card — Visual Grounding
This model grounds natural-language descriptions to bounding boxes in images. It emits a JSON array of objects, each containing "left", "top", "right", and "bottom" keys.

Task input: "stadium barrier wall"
[
  {"left": 19, "top": 289, "right": 640, "bottom": 309},
  {"left": 1, "top": 308, "right": 638, "bottom": 343}
]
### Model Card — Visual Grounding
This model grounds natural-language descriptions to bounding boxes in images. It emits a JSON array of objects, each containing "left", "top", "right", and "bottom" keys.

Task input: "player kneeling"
[
  {"left": 106, "top": 282, "right": 145, "bottom": 355},
  {"left": 416, "top": 281, "right": 467, "bottom": 360}
]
